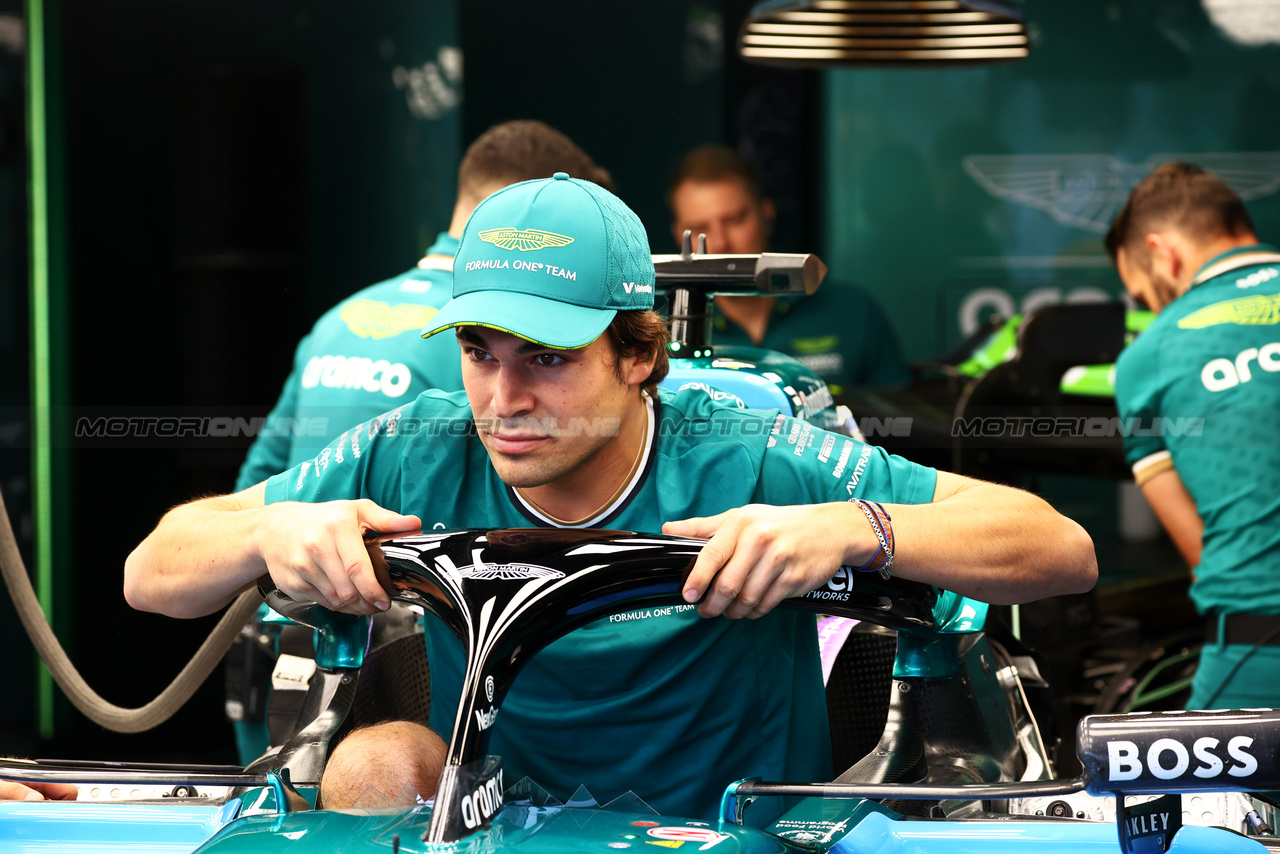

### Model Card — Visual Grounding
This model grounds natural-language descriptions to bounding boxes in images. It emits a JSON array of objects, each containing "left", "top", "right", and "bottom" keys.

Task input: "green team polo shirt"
[
  {"left": 709, "top": 279, "right": 911, "bottom": 394},
  {"left": 236, "top": 233, "right": 463, "bottom": 490},
  {"left": 1115, "top": 244, "right": 1280, "bottom": 616},
  {"left": 265, "top": 387, "right": 937, "bottom": 821}
]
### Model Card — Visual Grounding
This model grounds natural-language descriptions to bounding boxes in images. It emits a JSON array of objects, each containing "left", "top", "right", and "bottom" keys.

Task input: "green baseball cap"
[{"left": 421, "top": 172, "right": 656, "bottom": 349}]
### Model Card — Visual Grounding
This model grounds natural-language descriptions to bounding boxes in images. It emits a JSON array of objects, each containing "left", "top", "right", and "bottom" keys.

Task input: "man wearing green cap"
[
  {"left": 125, "top": 173, "right": 1096, "bottom": 820},
  {"left": 234, "top": 120, "right": 612, "bottom": 489}
]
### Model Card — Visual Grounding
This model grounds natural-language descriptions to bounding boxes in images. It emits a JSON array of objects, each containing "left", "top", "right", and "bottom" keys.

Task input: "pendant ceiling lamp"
[{"left": 739, "top": 0, "right": 1031, "bottom": 67}]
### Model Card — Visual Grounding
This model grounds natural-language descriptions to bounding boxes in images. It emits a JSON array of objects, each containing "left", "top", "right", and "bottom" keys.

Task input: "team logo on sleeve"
[
  {"left": 1177, "top": 293, "right": 1280, "bottom": 329},
  {"left": 339, "top": 299, "right": 441, "bottom": 339},
  {"left": 478, "top": 228, "right": 574, "bottom": 252}
]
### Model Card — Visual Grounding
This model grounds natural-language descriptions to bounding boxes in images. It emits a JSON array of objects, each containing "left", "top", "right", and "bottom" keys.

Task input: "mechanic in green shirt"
[
  {"left": 667, "top": 145, "right": 910, "bottom": 394},
  {"left": 124, "top": 174, "right": 1096, "bottom": 819},
  {"left": 1108, "top": 162, "right": 1280, "bottom": 710}
]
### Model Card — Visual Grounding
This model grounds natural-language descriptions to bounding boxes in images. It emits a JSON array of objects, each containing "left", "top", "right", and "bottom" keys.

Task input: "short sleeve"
[
  {"left": 1114, "top": 336, "right": 1168, "bottom": 475},
  {"left": 753, "top": 415, "right": 937, "bottom": 506},
  {"left": 264, "top": 406, "right": 408, "bottom": 507}
]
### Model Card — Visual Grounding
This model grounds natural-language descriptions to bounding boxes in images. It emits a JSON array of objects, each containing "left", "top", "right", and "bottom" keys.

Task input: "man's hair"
[
  {"left": 1105, "top": 162, "right": 1255, "bottom": 265},
  {"left": 457, "top": 120, "right": 613, "bottom": 206},
  {"left": 665, "top": 144, "right": 767, "bottom": 211},
  {"left": 317, "top": 721, "right": 446, "bottom": 810},
  {"left": 606, "top": 309, "right": 670, "bottom": 397}
]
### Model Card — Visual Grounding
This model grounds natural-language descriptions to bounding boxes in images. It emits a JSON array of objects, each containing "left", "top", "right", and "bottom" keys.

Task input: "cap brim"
[{"left": 421, "top": 289, "right": 617, "bottom": 350}]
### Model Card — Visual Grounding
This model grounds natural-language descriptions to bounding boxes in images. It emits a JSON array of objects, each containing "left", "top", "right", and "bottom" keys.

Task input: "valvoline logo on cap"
[{"left": 478, "top": 228, "right": 574, "bottom": 252}]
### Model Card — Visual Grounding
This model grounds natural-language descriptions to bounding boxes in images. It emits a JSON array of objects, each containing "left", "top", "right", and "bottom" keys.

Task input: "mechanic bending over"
[
  {"left": 124, "top": 174, "right": 1097, "bottom": 819},
  {"left": 666, "top": 144, "right": 909, "bottom": 393},
  {"left": 1107, "top": 162, "right": 1280, "bottom": 711}
]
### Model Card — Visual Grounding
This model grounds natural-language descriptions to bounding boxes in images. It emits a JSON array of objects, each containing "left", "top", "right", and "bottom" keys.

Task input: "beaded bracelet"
[{"left": 850, "top": 498, "right": 895, "bottom": 580}]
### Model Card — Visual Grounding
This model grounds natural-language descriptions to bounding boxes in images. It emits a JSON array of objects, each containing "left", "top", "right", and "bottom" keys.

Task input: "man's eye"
[
  {"left": 465, "top": 347, "right": 491, "bottom": 361},
  {"left": 535, "top": 353, "right": 565, "bottom": 367}
]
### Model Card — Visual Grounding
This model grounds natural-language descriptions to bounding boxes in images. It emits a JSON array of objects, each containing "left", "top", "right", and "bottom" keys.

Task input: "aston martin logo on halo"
[
  {"left": 453, "top": 563, "right": 566, "bottom": 581},
  {"left": 478, "top": 228, "right": 575, "bottom": 251}
]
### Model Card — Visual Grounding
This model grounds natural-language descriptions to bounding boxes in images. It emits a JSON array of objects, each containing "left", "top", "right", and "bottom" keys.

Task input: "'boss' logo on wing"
[{"left": 1107, "top": 736, "right": 1258, "bottom": 781}]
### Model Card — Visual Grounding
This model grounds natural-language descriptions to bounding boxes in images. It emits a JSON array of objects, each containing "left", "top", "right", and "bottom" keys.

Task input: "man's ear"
[
  {"left": 623, "top": 347, "right": 659, "bottom": 388},
  {"left": 1146, "top": 231, "right": 1188, "bottom": 282}
]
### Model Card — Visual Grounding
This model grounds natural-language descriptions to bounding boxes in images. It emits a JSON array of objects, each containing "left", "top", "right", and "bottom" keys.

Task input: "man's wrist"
[
  {"left": 847, "top": 498, "right": 895, "bottom": 580},
  {"left": 837, "top": 500, "right": 879, "bottom": 567}
]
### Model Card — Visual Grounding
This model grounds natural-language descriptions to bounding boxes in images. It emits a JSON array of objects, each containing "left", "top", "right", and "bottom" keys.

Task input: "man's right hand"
[
  {"left": 125, "top": 484, "right": 421, "bottom": 619},
  {"left": 260, "top": 499, "right": 421, "bottom": 615},
  {"left": 0, "top": 779, "right": 78, "bottom": 801}
]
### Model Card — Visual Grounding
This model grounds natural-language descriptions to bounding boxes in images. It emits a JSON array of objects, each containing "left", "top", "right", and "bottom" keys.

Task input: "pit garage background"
[{"left": 2, "top": 0, "right": 1279, "bottom": 766}]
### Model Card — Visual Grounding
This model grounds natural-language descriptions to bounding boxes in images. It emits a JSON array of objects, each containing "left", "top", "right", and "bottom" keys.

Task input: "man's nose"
[
  {"left": 702, "top": 225, "right": 730, "bottom": 254},
  {"left": 490, "top": 365, "right": 535, "bottom": 417}
]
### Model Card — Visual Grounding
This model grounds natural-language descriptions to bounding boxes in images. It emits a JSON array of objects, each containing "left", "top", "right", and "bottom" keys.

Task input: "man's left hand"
[{"left": 663, "top": 503, "right": 870, "bottom": 619}]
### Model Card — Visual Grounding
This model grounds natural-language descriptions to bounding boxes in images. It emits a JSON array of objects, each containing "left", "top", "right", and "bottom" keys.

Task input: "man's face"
[
  {"left": 1116, "top": 246, "right": 1178, "bottom": 313},
  {"left": 669, "top": 177, "right": 774, "bottom": 255},
  {"left": 459, "top": 327, "right": 646, "bottom": 490}
]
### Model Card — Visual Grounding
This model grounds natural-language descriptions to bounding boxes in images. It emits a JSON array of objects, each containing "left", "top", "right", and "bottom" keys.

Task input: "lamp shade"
[{"left": 739, "top": 0, "right": 1031, "bottom": 67}]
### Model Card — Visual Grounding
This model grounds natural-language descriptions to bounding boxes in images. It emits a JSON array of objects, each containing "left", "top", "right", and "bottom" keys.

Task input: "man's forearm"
[
  {"left": 124, "top": 486, "right": 271, "bottom": 619},
  {"left": 667, "top": 476, "right": 1097, "bottom": 620},
  {"left": 880, "top": 480, "right": 1097, "bottom": 605},
  {"left": 1139, "top": 469, "right": 1202, "bottom": 571}
]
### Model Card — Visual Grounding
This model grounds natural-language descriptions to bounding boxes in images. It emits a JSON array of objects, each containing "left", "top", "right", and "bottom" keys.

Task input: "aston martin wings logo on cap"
[{"left": 477, "top": 228, "right": 575, "bottom": 252}]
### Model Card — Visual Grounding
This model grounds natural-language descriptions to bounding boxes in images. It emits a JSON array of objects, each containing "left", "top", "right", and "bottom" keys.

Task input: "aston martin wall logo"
[
  {"left": 339, "top": 299, "right": 441, "bottom": 340},
  {"left": 478, "top": 228, "right": 574, "bottom": 251},
  {"left": 453, "top": 563, "right": 566, "bottom": 581},
  {"left": 1178, "top": 293, "right": 1280, "bottom": 329},
  {"left": 964, "top": 152, "right": 1280, "bottom": 234}
]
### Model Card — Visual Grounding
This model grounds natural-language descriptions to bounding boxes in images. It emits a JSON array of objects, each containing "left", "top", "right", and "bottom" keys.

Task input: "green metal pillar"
[{"left": 25, "top": 0, "right": 69, "bottom": 740}]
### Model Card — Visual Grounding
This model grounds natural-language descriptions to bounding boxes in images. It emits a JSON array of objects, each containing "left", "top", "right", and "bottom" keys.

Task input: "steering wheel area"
[{"left": 262, "top": 526, "right": 939, "bottom": 843}]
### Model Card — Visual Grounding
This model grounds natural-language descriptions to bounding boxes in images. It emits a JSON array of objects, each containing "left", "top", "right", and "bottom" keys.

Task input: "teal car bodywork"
[{"left": 5, "top": 254, "right": 1276, "bottom": 854}]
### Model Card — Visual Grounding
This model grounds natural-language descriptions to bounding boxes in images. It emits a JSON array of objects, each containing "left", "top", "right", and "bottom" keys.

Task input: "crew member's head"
[
  {"left": 423, "top": 173, "right": 669, "bottom": 488},
  {"left": 666, "top": 144, "right": 775, "bottom": 255},
  {"left": 1106, "top": 162, "right": 1257, "bottom": 312},
  {"left": 449, "top": 120, "right": 613, "bottom": 235}
]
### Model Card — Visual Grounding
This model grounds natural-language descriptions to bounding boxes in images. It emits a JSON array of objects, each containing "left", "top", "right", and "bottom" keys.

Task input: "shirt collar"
[
  {"left": 416, "top": 231, "right": 460, "bottom": 270},
  {"left": 1191, "top": 243, "right": 1280, "bottom": 287}
]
